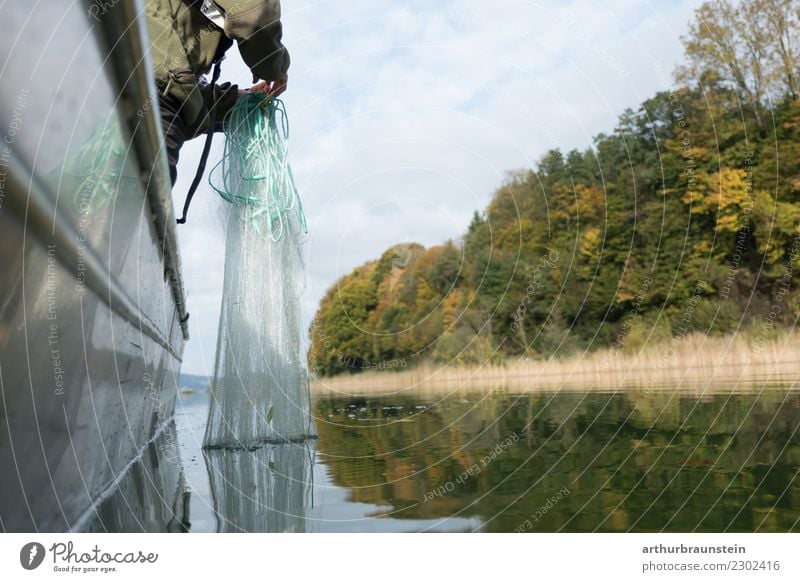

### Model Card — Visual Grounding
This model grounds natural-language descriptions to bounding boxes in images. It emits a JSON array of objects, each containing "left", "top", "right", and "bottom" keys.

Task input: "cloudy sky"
[{"left": 175, "top": 0, "right": 697, "bottom": 376}]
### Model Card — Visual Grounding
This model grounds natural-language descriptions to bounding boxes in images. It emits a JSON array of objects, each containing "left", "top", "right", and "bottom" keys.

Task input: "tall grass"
[{"left": 311, "top": 332, "right": 800, "bottom": 396}]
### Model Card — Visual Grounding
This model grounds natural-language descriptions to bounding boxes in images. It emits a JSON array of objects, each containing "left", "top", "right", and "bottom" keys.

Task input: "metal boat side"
[{"left": 0, "top": 0, "right": 188, "bottom": 531}]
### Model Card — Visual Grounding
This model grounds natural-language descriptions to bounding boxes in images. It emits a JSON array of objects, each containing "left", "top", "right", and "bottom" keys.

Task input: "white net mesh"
[
  {"left": 203, "top": 202, "right": 316, "bottom": 447},
  {"left": 203, "top": 96, "right": 316, "bottom": 448}
]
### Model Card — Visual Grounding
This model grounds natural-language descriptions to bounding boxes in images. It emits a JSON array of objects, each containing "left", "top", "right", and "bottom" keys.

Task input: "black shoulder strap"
[{"left": 176, "top": 59, "right": 223, "bottom": 225}]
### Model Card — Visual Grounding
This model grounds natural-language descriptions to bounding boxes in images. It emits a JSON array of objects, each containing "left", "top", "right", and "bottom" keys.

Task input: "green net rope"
[{"left": 209, "top": 93, "right": 307, "bottom": 242}]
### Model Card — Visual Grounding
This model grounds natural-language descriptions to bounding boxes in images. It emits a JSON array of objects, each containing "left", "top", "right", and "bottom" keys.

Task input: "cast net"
[{"left": 203, "top": 94, "right": 316, "bottom": 448}]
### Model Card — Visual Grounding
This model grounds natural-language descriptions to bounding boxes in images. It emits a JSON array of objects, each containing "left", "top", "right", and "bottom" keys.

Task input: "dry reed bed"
[{"left": 311, "top": 332, "right": 800, "bottom": 396}]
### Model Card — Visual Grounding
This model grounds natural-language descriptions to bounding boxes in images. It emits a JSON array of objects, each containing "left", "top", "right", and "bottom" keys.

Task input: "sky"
[{"left": 175, "top": 0, "right": 698, "bottom": 376}]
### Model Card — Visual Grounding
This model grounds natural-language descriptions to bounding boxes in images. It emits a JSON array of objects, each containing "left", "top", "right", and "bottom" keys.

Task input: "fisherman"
[{"left": 144, "top": 0, "right": 289, "bottom": 218}]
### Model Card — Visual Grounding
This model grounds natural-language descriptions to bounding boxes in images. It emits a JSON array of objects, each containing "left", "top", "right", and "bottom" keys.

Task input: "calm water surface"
[{"left": 163, "top": 387, "right": 800, "bottom": 532}]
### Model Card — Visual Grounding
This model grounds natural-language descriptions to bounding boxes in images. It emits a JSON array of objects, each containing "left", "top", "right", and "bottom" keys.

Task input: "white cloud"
[{"left": 176, "top": 0, "right": 696, "bottom": 375}]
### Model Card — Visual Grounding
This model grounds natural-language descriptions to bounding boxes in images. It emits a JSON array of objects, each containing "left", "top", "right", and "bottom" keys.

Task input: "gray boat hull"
[{"left": 0, "top": 0, "right": 189, "bottom": 531}]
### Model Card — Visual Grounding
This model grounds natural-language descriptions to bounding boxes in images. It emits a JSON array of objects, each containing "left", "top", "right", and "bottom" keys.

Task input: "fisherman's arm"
[{"left": 215, "top": 0, "right": 290, "bottom": 95}]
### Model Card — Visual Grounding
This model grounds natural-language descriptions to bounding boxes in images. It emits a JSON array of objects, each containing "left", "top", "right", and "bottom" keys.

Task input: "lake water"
[{"left": 160, "top": 387, "right": 800, "bottom": 532}]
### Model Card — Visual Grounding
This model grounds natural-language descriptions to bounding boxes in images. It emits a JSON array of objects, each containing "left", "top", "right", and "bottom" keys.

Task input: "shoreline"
[{"left": 310, "top": 332, "right": 800, "bottom": 396}]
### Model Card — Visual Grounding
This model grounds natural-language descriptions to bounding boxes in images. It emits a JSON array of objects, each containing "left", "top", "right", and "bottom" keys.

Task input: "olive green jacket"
[{"left": 145, "top": 0, "right": 289, "bottom": 130}]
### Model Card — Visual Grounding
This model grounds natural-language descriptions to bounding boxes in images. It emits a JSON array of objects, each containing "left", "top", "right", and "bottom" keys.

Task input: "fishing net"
[
  {"left": 203, "top": 94, "right": 316, "bottom": 448},
  {"left": 204, "top": 442, "right": 315, "bottom": 532}
]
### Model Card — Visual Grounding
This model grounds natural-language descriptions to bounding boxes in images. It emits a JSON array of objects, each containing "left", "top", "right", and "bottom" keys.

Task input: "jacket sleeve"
[{"left": 215, "top": 0, "right": 290, "bottom": 81}]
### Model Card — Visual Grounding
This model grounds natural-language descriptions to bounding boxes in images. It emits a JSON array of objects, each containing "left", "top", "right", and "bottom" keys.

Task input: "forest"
[{"left": 309, "top": 0, "right": 800, "bottom": 377}]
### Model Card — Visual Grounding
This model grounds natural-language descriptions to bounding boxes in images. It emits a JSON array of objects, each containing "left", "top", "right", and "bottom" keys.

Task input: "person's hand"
[{"left": 248, "top": 73, "right": 288, "bottom": 97}]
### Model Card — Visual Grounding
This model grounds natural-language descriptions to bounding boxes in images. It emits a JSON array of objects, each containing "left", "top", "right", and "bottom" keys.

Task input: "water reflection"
[
  {"left": 173, "top": 388, "right": 800, "bottom": 532},
  {"left": 204, "top": 443, "right": 315, "bottom": 532},
  {"left": 86, "top": 421, "right": 189, "bottom": 532},
  {"left": 51, "top": 115, "right": 138, "bottom": 254},
  {"left": 313, "top": 389, "right": 800, "bottom": 532}
]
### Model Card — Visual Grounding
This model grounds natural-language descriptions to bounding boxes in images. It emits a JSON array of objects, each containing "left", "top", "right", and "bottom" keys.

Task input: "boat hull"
[
  {"left": 0, "top": 0, "right": 189, "bottom": 531},
  {"left": 0, "top": 203, "right": 184, "bottom": 531}
]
